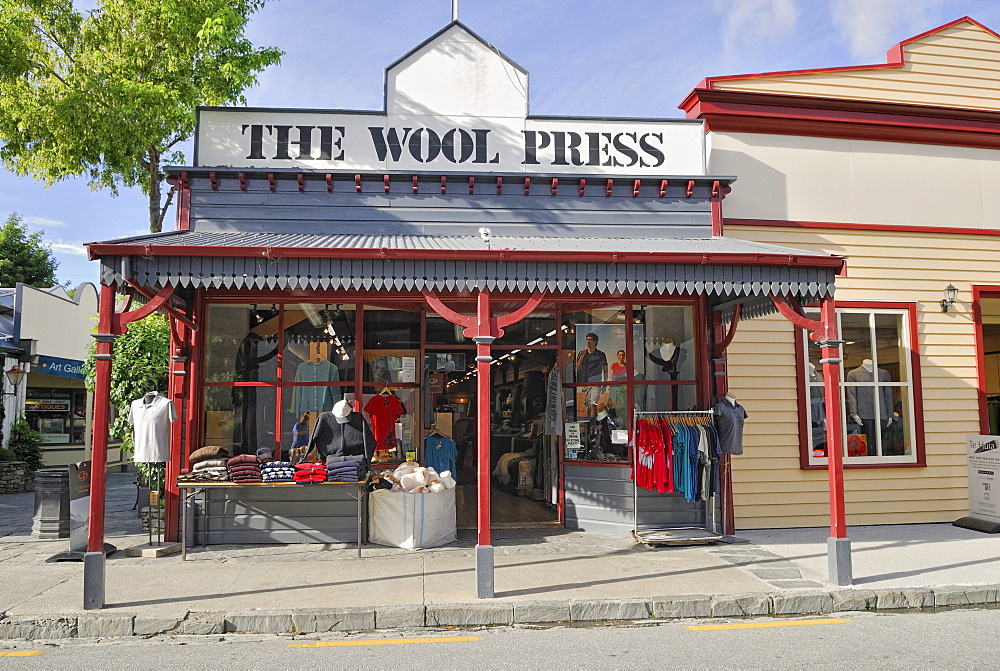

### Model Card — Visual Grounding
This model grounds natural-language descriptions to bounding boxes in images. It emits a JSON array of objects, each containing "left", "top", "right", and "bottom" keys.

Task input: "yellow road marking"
[
  {"left": 685, "top": 618, "right": 850, "bottom": 631},
  {"left": 0, "top": 651, "right": 45, "bottom": 657},
  {"left": 289, "top": 635, "right": 481, "bottom": 648}
]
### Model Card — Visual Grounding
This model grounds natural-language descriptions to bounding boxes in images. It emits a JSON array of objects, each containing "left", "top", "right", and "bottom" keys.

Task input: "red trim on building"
[
  {"left": 683, "top": 89, "right": 1000, "bottom": 149},
  {"left": 972, "top": 285, "right": 1000, "bottom": 435},
  {"left": 726, "top": 217, "right": 1000, "bottom": 239}
]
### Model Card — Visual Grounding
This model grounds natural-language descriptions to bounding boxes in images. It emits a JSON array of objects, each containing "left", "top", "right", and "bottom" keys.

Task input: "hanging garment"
[
  {"left": 424, "top": 435, "right": 458, "bottom": 477},
  {"left": 633, "top": 419, "right": 672, "bottom": 494},
  {"left": 544, "top": 365, "right": 563, "bottom": 437},
  {"left": 309, "top": 410, "right": 376, "bottom": 465},
  {"left": 364, "top": 393, "right": 407, "bottom": 451},
  {"left": 289, "top": 360, "right": 342, "bottom": 414},
  {"left": 128, "top": 393, "right": 178, "bottom": 463},
  {"left": 713, "top": 399, "right": 749, "bottom": 455}
]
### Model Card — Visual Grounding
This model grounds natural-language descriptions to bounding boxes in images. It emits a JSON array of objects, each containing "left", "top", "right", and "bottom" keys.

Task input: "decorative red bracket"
[
  {"left": 113, "top": 285, "right": 174, "bottom": 332},
  {"left": 771, "top": 294, "right": 834, "bottom": 341},
  {"left": 421, "top": 288, "right": 545, "bottom": 339},
  {"left": 714, "top": 304, "right": 742, "bottom": 357}
]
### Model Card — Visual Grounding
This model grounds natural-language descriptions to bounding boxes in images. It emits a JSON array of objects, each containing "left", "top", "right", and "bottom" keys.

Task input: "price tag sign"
[{"left": 564, "top": 422, "right": 582, "bottom": 448}]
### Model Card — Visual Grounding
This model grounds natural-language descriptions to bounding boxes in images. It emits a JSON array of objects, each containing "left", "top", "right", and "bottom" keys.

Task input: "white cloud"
[
  {"left": 22, "top": 215, "right": 67, "bottom": 229},
  {"left": 830, "top": 0, "right": 941, "bottom": 62},
  {"left": 715, "top": 0, "right": 801, "bottom": 60},
  {"left": 49, "top": 242, "right": 87, "bottom": 257}
]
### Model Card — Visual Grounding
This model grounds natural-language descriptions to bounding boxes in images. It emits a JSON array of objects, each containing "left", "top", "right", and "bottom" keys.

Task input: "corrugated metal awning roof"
[{"left": 88, "top": 231, "right": 841, "bottom": 300}]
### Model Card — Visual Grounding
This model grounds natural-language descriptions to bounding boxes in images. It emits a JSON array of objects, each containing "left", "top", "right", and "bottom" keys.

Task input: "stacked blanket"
[
  {"left": 227, "top": 454, "right": 262, "bottom": 483},
  {"left": 261, "top": 461, "right": 295, "bottom": 483}
]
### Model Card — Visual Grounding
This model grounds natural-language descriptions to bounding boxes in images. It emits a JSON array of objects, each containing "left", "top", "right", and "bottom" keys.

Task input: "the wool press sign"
[{"left": 195, "top": 111, "right": 706, "bottom": 176}]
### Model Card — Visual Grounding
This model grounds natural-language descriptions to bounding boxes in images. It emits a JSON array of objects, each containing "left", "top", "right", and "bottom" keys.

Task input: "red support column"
[
  {"left": 820, "top": 298, "right": 848, "bottom": 539},
  {"left": 475, "top": 338, "right": 493, "bottom": 547},
  {"left": 422, "top": 287, "right": 543, "bottom": 599},
  {"left": 84, "top": 283, "right": 118, "bottom": 609},
  {"left": 770, "top": 292, "right": 851, "bottom": 585},
  {"left": 164, "top": 318, "right": 188, "bottom": 542}
]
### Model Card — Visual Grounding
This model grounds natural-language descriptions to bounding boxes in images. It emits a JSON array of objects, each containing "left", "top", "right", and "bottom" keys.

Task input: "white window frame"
[{"left": 802, "top": 307, "right": 918, "bottom": 466}]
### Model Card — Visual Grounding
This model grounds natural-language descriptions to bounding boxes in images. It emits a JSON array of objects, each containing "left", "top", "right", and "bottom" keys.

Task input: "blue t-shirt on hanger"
[{"left": 424, "top": 434, "right": 458, "bottom": 478}]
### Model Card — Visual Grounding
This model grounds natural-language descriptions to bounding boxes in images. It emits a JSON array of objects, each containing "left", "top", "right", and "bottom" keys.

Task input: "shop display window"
[
  {"left": 281, "top": 304, "right": 357, "bottom": 383},
  {"left": 362, "top": 387, "right": 417, "bottom": 464},
  {"left": 636, "top": 305, "right": 696, "bottom": 382},
  {"left": 203, "top": 304, "right": 279, "bottom": 383},
  {"left": 25, "top": 388, "right": 87, "bottom": 445},
  {"left": 425, "top": 313, "right": 472, "bottom": 345},
  {"left": 202, "top": 386, "right": 277, "bottom": 457},
  {"left": 363, "top": 307, "right": 420, "bottom": 385},
  {"left": 801, "top": 305, "right": 921, "bottom": 466},
  {"left": 493, "top": 312, "right": 557, "bottom": 346}
]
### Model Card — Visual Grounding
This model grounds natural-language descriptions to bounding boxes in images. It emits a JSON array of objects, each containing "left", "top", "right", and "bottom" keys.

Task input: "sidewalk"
[{"left": 0, "top": 472, "right": 998, "bottom": 639}]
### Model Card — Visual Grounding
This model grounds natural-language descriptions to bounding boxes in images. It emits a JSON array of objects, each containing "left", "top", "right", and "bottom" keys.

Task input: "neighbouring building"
[
  {"left": 682, "top": 16, "right": 1000, "bottom": 528},
  {"left": 0, "top": 283, "right": 108, "bottom": 469}
]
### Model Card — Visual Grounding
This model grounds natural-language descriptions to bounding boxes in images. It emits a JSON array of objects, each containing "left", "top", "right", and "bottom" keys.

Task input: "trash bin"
[
  {"left": 368, "top": 488, "right": 457, "bottom": 549},
  {"left": 32, "top": 470, "right": 71, "bottom": 538}
]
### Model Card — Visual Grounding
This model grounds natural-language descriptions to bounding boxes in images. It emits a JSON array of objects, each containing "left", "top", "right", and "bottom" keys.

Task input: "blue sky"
[{"left": 3, "top": 0, "right": 999, "bottom": 287}]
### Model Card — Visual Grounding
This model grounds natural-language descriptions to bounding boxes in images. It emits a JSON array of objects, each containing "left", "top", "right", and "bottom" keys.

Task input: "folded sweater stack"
[
  {"left": 261, "top": 461, "right": 295, "bottom": 483},
  {"left": 293, "top": 461, "right": 326, "bottom": 483},
  {"left": 227, "top": 454, "right": 262, "bottom": 483},
  {"left": 326, "top": 458, "right": 365, "bottom": 482},
  {"left": 177, "top": 470, "right": 229, "bottom": 483},
  {"left": 186, "top": 445, "right": 230, "bottom": 481}
]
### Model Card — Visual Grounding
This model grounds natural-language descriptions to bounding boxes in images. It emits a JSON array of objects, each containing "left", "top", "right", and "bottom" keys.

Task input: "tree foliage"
[
  {"left": 83, "top": 311, "right": 170, "bottom": 455},
  {"left": 8, "top": 417, "right": 43, "bottom": 471},
  {"left": 0, "top": 212, "right": 59, "bottom": 287},
  {"left": 0, "top": 0, "right": 282, "bottom": 232}
]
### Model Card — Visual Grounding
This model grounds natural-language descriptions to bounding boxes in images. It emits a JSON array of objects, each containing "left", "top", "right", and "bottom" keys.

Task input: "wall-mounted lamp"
[
  {"left": 4, "top": 365, "right": 25, "bottom": 393},
  {"left": 940, "top": 283, "right": 959, "bottom": 313}
]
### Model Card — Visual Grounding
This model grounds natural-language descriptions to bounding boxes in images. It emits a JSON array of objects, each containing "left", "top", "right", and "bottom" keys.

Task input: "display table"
[{"left": 177, "top": 481, "right": 368, "bottom": 560}]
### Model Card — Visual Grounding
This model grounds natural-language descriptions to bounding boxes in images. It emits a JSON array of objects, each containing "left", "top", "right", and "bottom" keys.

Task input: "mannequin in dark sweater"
[{"left": 309, "top": 399, "right": 376, "bottom": 466}]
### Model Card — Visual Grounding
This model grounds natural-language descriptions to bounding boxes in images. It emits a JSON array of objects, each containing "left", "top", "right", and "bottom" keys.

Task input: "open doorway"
[
  {"left": 978, "top": 295, "right": 1000, "bottom": 435},
  {"left": 425, "top": 345, "right": 559, "bottom": 529}
]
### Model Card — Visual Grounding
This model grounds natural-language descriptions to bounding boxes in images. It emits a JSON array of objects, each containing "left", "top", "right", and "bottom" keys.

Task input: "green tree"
[
  {"left": 0, "top": 0, "right": 282, "bottom": 232},
  {"left": 0, "top": 212, "right": 59, "bottom": 286},
  {"left": 83, "top": 311, "right": 169, "bottom": 456}
]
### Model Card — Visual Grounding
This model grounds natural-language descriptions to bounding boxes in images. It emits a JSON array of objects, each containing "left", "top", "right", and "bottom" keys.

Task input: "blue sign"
[{"left": 36, "top": 356, "right": 85, "bottom": 380}]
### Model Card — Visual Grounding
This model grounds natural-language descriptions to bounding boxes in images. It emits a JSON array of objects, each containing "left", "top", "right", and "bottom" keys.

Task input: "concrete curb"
[{"left": 1, "top": 585, "right": 998, "bottom": 640}]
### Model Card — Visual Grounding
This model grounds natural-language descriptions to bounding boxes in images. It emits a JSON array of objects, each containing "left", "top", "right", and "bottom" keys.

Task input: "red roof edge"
[{"left": 679, "top": 16, "right": 991, "bottom": 113}]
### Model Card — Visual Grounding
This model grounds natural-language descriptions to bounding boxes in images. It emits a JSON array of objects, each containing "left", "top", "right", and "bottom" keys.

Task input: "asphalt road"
[{"left": 0, "top": 607, "right": 995, "bottom": 669}]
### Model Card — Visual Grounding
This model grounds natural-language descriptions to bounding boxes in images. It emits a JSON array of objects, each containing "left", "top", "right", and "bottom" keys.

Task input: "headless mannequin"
[
  {"left": 143, "top": 391, "right": 158, "bottom": 405},
  {"left": 847, "top": 358, "right": 892, "bottom": 456}
]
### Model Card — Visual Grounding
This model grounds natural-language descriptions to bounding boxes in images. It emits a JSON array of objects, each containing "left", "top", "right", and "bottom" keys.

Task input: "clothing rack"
[{"left": 631, "top": 410, "right": 723, "bottom": 546}]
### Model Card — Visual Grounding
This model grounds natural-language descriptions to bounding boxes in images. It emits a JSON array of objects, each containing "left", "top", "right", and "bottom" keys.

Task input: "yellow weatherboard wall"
[
  {"left": 713, "top": 20, "right": 1000, "bottom": 112},
  {"left": 724, "top": 226, "right": 981, "bottom": 529}
]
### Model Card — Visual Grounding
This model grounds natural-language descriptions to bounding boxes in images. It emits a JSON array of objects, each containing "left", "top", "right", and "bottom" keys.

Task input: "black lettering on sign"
[
  {"left": 369, "top": 127, "right": 412, "bottom": 162},
  {"left": 241, "top": 124, "right": 269, "bottom": 160}
]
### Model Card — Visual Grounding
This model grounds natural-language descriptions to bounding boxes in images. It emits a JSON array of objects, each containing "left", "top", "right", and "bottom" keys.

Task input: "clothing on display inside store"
[
  {"left": 289, "top": 359, "right": 341, "bottom": 414},
  {"left": 365, "top": 390, "right": 407, "bottom": 459}
]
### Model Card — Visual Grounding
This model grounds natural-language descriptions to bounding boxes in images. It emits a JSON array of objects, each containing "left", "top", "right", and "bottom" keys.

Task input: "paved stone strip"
[
  {"left": 1, "top": 585, "right": 998, "bottom": 640},
  {"left": 707, "top": 546, "right": 825, "bottom": 589}
]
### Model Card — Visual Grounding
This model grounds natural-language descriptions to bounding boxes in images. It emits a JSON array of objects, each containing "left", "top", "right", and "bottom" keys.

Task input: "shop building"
[
  {"left": 682, "top": 16, "right": 1000, "bottom": 529},
  {"left": 0, "top": 283, "right": 103, "bottom": 469},
  {"left": 83, "top": 23, "right": 853, "bottom": 604}
]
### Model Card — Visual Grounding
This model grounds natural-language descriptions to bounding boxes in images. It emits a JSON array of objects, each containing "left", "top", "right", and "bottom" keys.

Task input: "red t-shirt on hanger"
[{"left": 364, "top": 393, "right": 406, "bottom": 451}]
